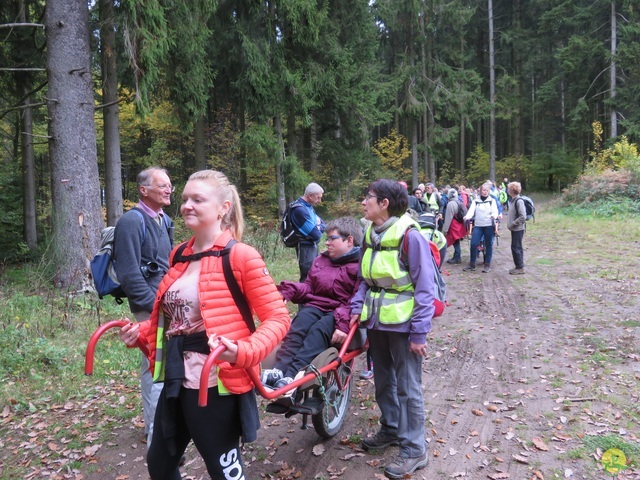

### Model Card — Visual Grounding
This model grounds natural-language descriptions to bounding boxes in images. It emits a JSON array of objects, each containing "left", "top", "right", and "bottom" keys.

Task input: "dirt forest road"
[{"left": 83, "top": 204, "right": 640, "bottom": 480}]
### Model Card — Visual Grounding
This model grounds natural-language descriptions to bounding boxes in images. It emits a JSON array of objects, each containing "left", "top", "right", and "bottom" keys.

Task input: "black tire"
[{"left": 311, "top": 363, "right": 353, "bottom": 438}]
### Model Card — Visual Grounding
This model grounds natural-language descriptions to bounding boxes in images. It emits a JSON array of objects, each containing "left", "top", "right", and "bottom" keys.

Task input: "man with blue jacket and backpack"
[{"left": 290, "top": 183, "right": 326, "bottom": 282}]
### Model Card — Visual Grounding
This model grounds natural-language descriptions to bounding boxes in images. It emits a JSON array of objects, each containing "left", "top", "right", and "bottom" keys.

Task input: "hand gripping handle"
[{"left": 198, "top": 345, "right": 227, "bottom": 407}]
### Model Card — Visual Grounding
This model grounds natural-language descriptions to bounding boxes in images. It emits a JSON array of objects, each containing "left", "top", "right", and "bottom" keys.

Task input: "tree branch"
[
  {"left": 0, "top": 102, "right": 48, "bottom": 114},
  {"left": 0, "top": 67, "right": 46, "bottom": 71},
  {"left": 0, "top": 23, "right": 44, "bottom": 29},
  {"left": 94, "top": 97, "right": 125, "bottom": 110}
]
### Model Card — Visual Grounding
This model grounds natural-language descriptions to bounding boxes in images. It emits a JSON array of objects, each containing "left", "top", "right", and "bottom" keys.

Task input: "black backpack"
[
  {"left": 279, "top": 200, "right": 304, "bottom": 247},
  {"left": 454, "top": 199, "right": 468, "bottom": 223},
  {"left": 517, "top": 196, "right": 536, "bottom": 222}
]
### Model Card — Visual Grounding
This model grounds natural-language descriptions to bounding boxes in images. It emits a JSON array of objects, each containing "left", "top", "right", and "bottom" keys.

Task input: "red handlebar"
[
  {"left": 85, "top": 320, "right": 150, "bottom": 375},
  {"left": 198, "top": 345, "right": 227, "bottom": 407},
  {"left": 197, "top": 321, "right": 367, "bottom": 407}
]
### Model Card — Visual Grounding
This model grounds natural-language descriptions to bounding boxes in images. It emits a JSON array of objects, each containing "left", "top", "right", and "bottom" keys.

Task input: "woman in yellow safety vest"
[{"left": 349, "top": 179, "right": 435, "bottom": 479}]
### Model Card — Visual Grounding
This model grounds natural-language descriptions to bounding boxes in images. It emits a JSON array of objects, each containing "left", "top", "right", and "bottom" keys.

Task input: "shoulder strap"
[
  {"left": 400, "top": 226, "right": 417, "bottom": 270},
  {"left": 131, "top": 208, "right": 147, "bottom": 244},
  {"left": 221, "top": 241, "right": 255, "bottom": 333},
  {"left": 171, "top": 240, "right": 255, "bottom": 333}
]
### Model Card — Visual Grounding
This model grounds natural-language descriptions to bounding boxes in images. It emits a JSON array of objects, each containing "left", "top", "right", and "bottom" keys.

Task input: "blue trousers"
[{"left": 469, "top": 225, "right": 495, "bottom": 265}]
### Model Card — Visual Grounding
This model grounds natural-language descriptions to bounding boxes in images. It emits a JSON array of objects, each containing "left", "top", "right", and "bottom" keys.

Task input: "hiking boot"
[
  {"left": 462, "top": 264, "right": 476, "bottom": 272},
  {"left": 482, "top": 264, "right": 491, "bottom": 273},
  {"left": 362, "top": 431, "right": 400, "bottom": 451},
  {"left": 383, "top": 451, "right": 429, "bottom": 479},
  {"left": 261, "top": 368, "right": 283, "bottom": 387},
  {"left": 509, "top": 268, "right": 525, "bottom": 275},
  {"left": 446, "top": 258, "right": 461, "bottom": 264}
]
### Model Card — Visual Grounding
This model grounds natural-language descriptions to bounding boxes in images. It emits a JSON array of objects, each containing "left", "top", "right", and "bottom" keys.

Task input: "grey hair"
[
  {"left": 305, "top": 182, "right": 324, "bottom": 196},
  {"left": 325, "top": 217, "right": 363, "bottom": 247},
  {"left": 137, "top": 166, "right": 169, "bottom": 187}
]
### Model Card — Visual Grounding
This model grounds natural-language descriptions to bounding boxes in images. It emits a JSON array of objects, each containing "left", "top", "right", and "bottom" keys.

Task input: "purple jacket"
[{"left": 277, "top": 247, "right": 361, "bottom": 333}]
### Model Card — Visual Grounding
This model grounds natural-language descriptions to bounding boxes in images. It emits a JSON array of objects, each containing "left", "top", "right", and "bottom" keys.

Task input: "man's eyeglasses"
[
  {"left": 152, "top": 184, "right": 175, "bottom": 193},
  {"left": 364, "top": 193, "right": 381, "bottom": 201},
  {"left": 327, "top": 235, "right": 345, "bottom": 241}
]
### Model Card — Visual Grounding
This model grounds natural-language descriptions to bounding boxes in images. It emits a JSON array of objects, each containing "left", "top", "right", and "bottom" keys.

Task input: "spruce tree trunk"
[
  {"left": 194, "top": 115, "right": 206, "bottom": 170},
  {"left": 488, "top": 0, "right": 496, "bottom": 182},
  {"left": 17, "top": 0, "right": 37, "bottom": 250},
  {"left": 411, "top": 118, "right": 418, "bottom": 189},
  {"left": 21, "top": 89, "right": 37, "bottom": 250},
  {"left": 100, "top": 0, "right": 123, "bottom": 226},
  {"left": 610, "top": 0, "right": 618, "bottom": 138},
  {"left": 46, "top": 0, "right": 103, "bottom": 290},
  {"left": 275, "top": 115, "right": 286, "bottom": 216},
  {"left": 310, "top": 112, "right": 318, "bottom": 173}
]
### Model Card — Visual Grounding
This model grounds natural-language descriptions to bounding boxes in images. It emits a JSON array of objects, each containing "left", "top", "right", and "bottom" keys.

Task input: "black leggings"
[{"left": 147, "top": 387, "right": 244, "bottom": 480}]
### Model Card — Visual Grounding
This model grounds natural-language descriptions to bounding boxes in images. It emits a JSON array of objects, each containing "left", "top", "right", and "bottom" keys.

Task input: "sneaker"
[
  {"left": 482, "top": 265, "right": 491, "bottom": 273},
  {"left": 261, "top": 368, "right": 283, "bottom": 386},
  {"left": 446, "top": 258, "right": 461, "bottom": 264},
  {"left": 362, "top": 431, "right": 400, "bottom": 451},
  {"left": 462, "top": 264, "right": 476, "bottom": 272},
  {"left": 383, "top": 452, "right": 429, "bottom": 479},
  {"left": 359, "top": 369, "right": 374, "bottom": 380},
  {"left": 509, "top": 268, "right": 525, "bottom": 275},
  {"left": 274, "top": 376, "right": 294, "bottom": 389}
]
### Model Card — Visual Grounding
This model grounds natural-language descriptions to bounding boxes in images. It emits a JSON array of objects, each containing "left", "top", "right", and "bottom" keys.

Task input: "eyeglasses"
[
  {"left": 364, "top": 193, "right": 381, "bottom": 201},
  {"left": 327, "top": 235, "right": 345, "bottom": 241},
  {"left": 153, "top": 184, "right": 175, "bottom": 193}
]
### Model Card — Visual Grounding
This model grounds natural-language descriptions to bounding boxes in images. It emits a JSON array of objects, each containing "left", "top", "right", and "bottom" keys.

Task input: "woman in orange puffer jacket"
[{"left": 119, "top": 170, "right": 290, "bottom": 480}]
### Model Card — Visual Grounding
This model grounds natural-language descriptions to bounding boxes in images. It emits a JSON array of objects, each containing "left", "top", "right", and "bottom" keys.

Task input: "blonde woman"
[{"left": 119, "top": 170, "right": 290, "bottom": 480}]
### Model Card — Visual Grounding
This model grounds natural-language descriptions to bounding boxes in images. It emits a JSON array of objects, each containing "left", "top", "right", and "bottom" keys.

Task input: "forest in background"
[{"left": 1, "top": 0, "right": 640, "bottom": 287}]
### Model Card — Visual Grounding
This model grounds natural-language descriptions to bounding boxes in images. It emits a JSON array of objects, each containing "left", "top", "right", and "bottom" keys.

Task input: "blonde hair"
[
  {"left": 188, "top": 170, "right": 244, "bottom": 240},
  {"left": 508, "top": 181, "right": 522, "bottom": 195}
]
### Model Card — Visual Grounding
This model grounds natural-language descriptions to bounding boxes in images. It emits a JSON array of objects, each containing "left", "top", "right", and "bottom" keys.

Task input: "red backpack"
[{"left": 400, "top": 227, "right": 446, "bottom": 318}]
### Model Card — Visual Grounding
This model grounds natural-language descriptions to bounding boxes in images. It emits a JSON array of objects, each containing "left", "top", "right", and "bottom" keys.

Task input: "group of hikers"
[
  {"left": 108, "top": 168, "right": 528, "bottom": 480},
  {"left": 407, "top": 178, "right": 528, "bottom": 275}
]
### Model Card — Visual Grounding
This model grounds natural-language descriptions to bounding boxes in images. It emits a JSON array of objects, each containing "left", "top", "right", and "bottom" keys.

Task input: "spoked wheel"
[{"left": 311, "top": 362, "right": 353, "bottom": 438}]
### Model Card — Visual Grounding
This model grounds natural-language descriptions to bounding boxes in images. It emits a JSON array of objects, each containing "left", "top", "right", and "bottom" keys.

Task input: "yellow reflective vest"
[
  {"left": 425, "top": 192, "right": 440, "bottom": 212},
  {"left": 361, "top": 214, "right": 418, "bottom": 325}
]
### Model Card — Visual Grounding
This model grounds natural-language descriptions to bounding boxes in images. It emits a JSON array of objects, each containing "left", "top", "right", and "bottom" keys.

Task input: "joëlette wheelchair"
[{"left": 85, "top": 320, "right": 367, "bottom": 439}]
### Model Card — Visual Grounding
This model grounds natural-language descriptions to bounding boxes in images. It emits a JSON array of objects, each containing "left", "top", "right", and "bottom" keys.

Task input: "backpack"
[
  {"left": 90, "top": 209, "right": 145, "bottom": 302},
  {"left": 517, "top": 195, "right": 536, "bottom": 222},
  {"left": 400, "top": 227, "right": 446, "bottom": 318},
  {"left": 454, "top": 199, "right": 468, "bottom": 223},
  {"left": 439, "top": 193, "right": 448, "bottom": 214},
  {"left": 279, "top": 200, "right": 304, "bottom": 247}
]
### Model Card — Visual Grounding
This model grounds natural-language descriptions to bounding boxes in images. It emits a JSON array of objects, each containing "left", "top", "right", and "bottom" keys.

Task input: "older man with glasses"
[{"left": 113, "top": 166, "right": 175, "bottom": 446}]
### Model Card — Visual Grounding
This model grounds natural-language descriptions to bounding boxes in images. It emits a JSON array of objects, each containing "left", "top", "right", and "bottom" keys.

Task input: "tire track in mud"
[
  {"left": 427, "top": 252, "right": 542, "bottom": 478},
  {"left": 424, "top": 239, "right": 598, "bottom": 479}
]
